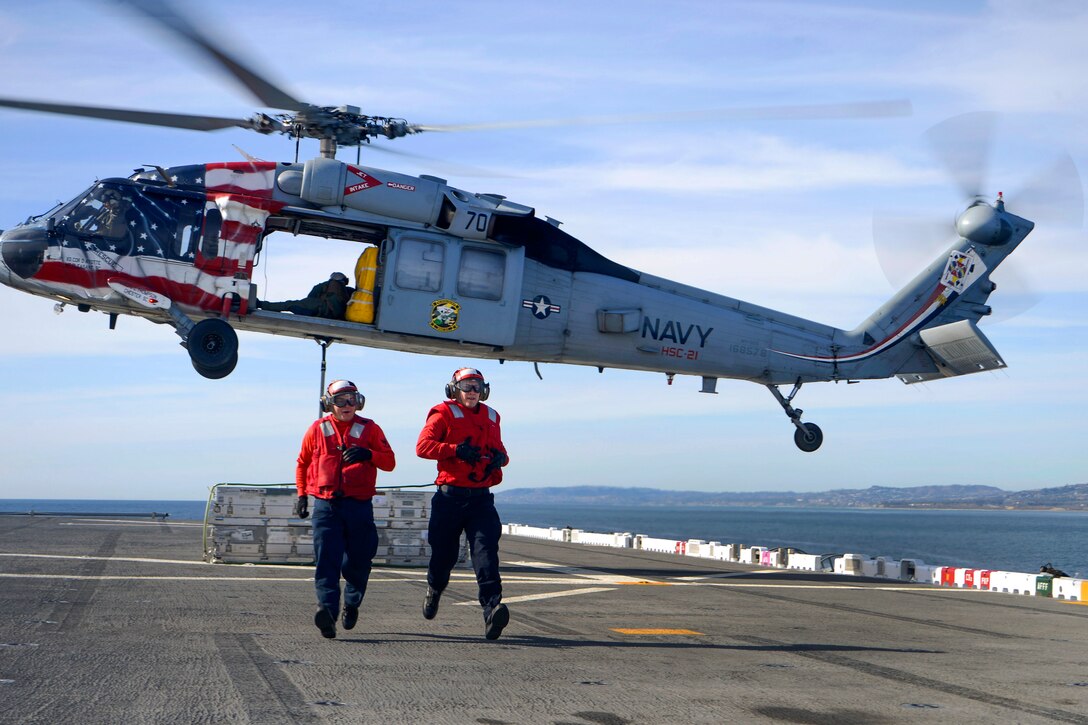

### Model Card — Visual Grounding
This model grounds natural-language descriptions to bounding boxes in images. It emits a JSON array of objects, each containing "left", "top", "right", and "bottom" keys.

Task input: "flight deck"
[{"left": 0, "top": 515, "right": 1085, "bottom": 724}]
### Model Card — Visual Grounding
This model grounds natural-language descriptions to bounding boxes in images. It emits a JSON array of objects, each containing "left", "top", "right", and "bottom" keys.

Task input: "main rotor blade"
[
  {"left": 924, "top": 111, "right": 997, "bottom": 200},
  {"left": 411, "top": 99, "right": 913, "bottom": 133},
  {"left": 0, "top": 96, "right": 256, "bottom": 132},
  {"left": 366, "top": 142, "right": 516, "bottom": 179},
  {"left": 117, "top": 0, "right": 305, "bottom": 112}
]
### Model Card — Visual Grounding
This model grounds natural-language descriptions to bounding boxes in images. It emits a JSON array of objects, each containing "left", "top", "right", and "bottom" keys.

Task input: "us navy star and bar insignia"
[{"left": 522, "top": 294, "right": 561, "bottom": 319}]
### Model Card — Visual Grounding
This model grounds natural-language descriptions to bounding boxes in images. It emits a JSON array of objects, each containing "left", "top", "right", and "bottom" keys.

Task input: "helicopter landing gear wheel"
[
  {"left": 793, "top": 422, "right": 823, "bottom": 452},
  {"left": 192, "top": 352, "right": 238, "bottom": 380},
  {"left": 186, "top": 318, "right": 238, "bottom": 379},
  {"left": 767, "top": 379, "right": 824, "bottom": 453}
]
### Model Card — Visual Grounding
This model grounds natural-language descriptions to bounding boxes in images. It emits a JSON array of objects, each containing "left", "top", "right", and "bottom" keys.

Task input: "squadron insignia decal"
[
  {"left": 941, "top": 249, "right": 982, "bottom": 293},
  {"left": 430, "top": 299, "right": 461, "bottom": 332},
  {"left": 938, "top": 248, "right": 985, "bottom": 304},
  {"left": 522, "top": 294, "right": 561, "bottom": 319}
]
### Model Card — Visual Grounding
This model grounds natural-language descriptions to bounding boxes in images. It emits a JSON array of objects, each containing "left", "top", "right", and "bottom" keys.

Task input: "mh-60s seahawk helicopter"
[{"left": 0, "top": 1, "right": 1046, "bottom": 452}]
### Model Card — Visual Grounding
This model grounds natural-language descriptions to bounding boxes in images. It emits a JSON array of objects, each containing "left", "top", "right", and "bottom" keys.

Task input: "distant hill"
[{"left": 496, "top": 483, "right": 1088, "bottom": 510}]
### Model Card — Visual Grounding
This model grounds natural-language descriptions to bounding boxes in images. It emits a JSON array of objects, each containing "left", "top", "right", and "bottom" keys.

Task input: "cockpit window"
[
  {"left": 65, "top": 184, "right": 133, "bottom": 240},
  {"left": 57, "top": 181, "right": 204, "bottom": 260}
]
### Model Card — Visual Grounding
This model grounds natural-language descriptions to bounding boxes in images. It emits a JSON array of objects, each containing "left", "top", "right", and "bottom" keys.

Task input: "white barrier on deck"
[
  {"left": 571, "top": 530, "right": 632, "bottom": 548},
  {"left": 1053, "top": 578, "right": 1086, "bottom": 601},
  {"left": 787, "top": 553, "right": 822, "bottom": 571},
  {"left": 502, "top": 521, "right": 1079, "bottom": 602}
]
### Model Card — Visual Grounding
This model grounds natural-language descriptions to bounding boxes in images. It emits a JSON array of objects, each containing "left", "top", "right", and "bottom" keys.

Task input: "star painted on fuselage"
[{"left": 522, "top": 294, "right": 561, "bottom": 319}]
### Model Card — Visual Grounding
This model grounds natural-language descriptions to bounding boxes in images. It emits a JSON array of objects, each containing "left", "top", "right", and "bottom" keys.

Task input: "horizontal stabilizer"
[{"left": 898, "top": 320, "right": 1005, "bottom": 384}]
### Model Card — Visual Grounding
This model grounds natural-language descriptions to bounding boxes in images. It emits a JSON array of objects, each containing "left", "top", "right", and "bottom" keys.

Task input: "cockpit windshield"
[
  {"left": 55, "top": 181, "right": 205, "bottom": 260},
  {"left": 63, "top": 183, "right": 134, "bottom": 240}
]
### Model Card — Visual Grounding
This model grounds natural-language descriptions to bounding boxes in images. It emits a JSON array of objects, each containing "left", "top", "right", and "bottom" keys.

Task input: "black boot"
[
  {"left": 314, "top": 608, "right": 336, "bottom": 639},
  {"left": 342, "top": 605, "right": 359, "bottom": 630},
  {"left": 423, "top": 587, "right": 441, "bottom": 620},
  {"left": 484, "top": 603, "right": 509, "bottom": 640}
]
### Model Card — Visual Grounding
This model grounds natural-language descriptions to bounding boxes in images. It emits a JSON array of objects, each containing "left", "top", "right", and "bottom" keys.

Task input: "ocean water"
[{"left": 1, "top": 498, "right": 1083, "bottom": 576}]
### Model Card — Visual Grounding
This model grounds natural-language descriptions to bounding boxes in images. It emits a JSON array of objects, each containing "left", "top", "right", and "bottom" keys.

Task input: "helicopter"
[{"left": 0, "top": 1, "right": 1041, "bottom": 453}]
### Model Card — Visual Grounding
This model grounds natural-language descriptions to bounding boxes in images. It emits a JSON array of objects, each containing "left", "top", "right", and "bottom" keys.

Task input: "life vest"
[
  {"left": 432, "top": 401, "right": 504, "bottom": 488},
  {"left": 307, "top": 416, "right": 378, "bottom": 500}
]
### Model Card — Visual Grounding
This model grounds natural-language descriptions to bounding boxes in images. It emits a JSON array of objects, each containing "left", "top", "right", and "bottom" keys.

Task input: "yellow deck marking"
[
  {"left": 616, "top": 580, "right": 672, "bottom": 586},
  {"left": 611, "top": 628, "right": 704, "bottom": 636}
]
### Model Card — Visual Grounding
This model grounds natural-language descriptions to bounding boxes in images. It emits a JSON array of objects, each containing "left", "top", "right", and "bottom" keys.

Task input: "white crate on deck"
[
  {"left": 372, "top": 490, "right": 430, "bottom": 508},
  {"left": 205, "top": 484, "right": 447, "bottom": 566},
  {"left": 378, "top": 529, "right": 428, "bottom": 547},
  {"left": 211, "top": 486, "right": 298, "bottom": 519}
]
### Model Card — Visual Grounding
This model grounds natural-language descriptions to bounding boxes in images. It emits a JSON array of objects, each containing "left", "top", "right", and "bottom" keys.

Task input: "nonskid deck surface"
[{"left": 0, "top": 516, "right": 1085, "bottom": 724}]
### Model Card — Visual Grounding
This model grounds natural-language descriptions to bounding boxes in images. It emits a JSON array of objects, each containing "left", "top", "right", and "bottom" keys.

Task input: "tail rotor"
[{"left": 873, "top": 112, "right": 1083, "bottom": 323}]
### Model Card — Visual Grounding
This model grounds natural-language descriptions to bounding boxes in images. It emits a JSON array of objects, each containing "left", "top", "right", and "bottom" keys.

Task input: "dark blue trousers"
[
  {"left": 310, "top": 496, "right": 378, "bottom": 617},
  {"left": 427, "top": 488, "right": 503, "bottom": 614}
]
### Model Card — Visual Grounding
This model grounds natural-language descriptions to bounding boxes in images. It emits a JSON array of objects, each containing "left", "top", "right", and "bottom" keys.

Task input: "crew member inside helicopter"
[
  {"left": 71, "top": 187, "right": 132, "bottom": 240},
  {"left": 257, "top": 271, "right": 354, "bottom": 319}
]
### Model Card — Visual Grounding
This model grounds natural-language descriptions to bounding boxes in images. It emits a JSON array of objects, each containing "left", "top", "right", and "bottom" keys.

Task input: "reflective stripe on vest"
[
  {"left": 320, "top": 419, "right": 366, "bottom": 444},
  {"left": 445, "top": 401, "right": 496, "bottom": 422}
]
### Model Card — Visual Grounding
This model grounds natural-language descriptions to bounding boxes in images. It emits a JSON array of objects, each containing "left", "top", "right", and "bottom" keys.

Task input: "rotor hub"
[{"left": 955, "top": 199, "right": 1012, "bottom": 246}]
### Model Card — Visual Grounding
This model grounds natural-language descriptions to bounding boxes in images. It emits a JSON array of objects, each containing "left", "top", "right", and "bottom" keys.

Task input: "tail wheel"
[
  {"left": 794, "top": 422, "right": 823, "bottom": 453},
  {"left": 187, "top": 318, "right": 238, "bottom": 378}
]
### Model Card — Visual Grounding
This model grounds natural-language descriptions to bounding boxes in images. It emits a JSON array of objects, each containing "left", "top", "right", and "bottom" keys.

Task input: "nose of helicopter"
[{"left": 0, "top": 229, "right": 48, "bottom": 283}]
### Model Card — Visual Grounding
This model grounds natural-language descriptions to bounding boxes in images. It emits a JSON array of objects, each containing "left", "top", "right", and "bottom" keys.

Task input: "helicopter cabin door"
[{"left": 377, "top": 230, "right": 524, "bottom": 346}]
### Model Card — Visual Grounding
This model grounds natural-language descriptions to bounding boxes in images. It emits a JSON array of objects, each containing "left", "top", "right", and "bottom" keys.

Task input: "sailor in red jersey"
[
  {"left": 296, "top": 379, "right": 395, "bottom": 639},
  {"left": 416, "top": 367, "right": 510, "bottom": 640}
]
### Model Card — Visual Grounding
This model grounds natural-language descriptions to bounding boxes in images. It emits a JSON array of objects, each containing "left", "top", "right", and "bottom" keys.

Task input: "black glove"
[
  {"left": 455, "top": 437, "right": 482, "bottom": 465},
  {"left": 342, "top": 446, "right": 372, "bottom": 465},
  {"left": 295, "top": 495, "right": 309, "bottom": 519},
  {"left": 488, "top": 448, "right": 508, "bottom": 469}
]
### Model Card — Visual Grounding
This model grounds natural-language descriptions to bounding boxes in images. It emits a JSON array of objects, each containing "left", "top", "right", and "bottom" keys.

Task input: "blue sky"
[{"left": 1, "top": 0, "right": 1085, "bottom": 500}]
